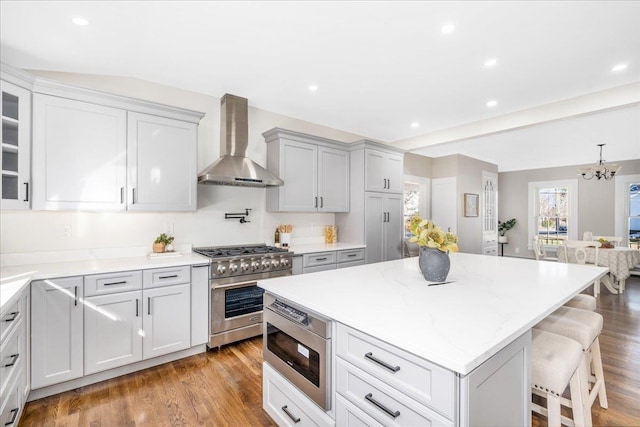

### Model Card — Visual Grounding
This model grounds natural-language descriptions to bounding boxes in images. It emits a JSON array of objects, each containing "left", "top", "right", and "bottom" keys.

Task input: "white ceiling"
[{"left": 1, "top": 1, "right": 639, "bottom": 170}]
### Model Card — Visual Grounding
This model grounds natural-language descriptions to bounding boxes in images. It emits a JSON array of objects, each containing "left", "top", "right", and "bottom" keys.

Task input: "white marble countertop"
[
  {"left": 258, "top": 252, "right": 608, "bottom": 375},
  {"left": 1, "top": 249, "right": 210, "bottom": 312},
  {"left": 288, "top": 242, "right": 366, "bottom": 255}
]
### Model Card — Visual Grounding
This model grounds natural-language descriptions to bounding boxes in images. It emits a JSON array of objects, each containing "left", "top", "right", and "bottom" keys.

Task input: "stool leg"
[
  {"left": 569, "top": 367, "right": 586, "bottom": 427},
  {"left": 579, "top": 355, "right": 594, "bottom": 427},
  {"left": 547, "top": 394, "right": 562, "bottom": 427},
  {"left": 591, "top": 338, "right": 608, "bottom": 409}
]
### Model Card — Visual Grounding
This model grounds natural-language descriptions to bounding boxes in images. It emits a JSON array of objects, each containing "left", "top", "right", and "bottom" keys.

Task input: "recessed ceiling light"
[
  {"left": 611, "top": 63, "right": 628, "bottom": 72},
  {"left": 484, "top": 58, "right": 498, "bottom": 68},
  {"left": 72, "top": 17, "right": 89, "bottom": 26},
  {"left": 486, "top": 100, "right": 498, "bottom": 108},
  {"left": 308, "top": 85, "right": 318, "bottom": 92},
  {"left": 411, "top": 122, "right": 420, "bottom": 128},
  {"left": 441, "top": 24, "right": 455, "bottom": 34}
]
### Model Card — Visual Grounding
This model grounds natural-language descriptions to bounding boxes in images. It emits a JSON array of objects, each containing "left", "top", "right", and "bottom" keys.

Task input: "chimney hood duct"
[{"left": 197, "top": 94, "right": 283, "bottom": 187}]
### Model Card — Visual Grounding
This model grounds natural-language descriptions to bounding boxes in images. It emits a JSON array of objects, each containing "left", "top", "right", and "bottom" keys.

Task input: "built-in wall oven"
[
  {"left": 263, "top": 293, "right": 332, "bottom": 410},
  {"left": 193, "top": 244, "right": 293, "bottom": 348}
]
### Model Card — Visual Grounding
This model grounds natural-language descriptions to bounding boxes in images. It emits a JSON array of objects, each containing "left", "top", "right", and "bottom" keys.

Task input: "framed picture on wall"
[{"left": 464, "top": 193, "right": 479, "bottom": 217}]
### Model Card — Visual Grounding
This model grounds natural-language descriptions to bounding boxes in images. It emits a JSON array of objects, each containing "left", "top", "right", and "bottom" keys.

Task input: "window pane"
[
  {"left": 403, "top": 182, "right": 420, "bottom": 232},
  {"left": 629, "top": 183, "right": 640, "bottom": 249},
  {"left": 537, "top": 187, "right": 569, "bottom": 245}
]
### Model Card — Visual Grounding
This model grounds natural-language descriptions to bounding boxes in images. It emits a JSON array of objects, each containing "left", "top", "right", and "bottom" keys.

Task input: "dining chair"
[
  {"left": 531, "top": 235, "right": 558, "bottom": 261},
  {"left": 561, "top": 240, "right": 612, "bottom": 297},
  {"left": 591, "top": 236, "right": 623, "bottom": 247}
]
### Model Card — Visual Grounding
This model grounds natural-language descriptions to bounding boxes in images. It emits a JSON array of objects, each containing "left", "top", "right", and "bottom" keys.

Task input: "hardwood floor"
[{"left": 22, "top": 278, "right": 640, "bottom": 426}]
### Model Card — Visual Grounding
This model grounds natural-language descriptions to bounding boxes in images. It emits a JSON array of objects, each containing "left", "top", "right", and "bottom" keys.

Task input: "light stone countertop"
[
  {"left": 0, "top": 249, "right": 210, "bottom": 312},
  {"left": 258, "top": 252, "right": 608, "bottom": 375},
  {"left": 288, "top": 242, "right": 366, "bottom": 255}
]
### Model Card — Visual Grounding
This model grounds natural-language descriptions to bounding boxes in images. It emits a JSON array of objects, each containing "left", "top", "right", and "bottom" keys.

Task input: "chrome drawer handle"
[
  {"left": 4, "top": 312, "right": 18, "bottom": 322},
  {"left": 159, "top": 275, "right": 178, "bottom": 279},
  {"left": 315, "top": 257, "right": 328, "bottom": 261},
  {"left": 281, "top": 405, "right": 300, "bottom": 423},
  {"left": 365, "top": 393, "right": 400, "bottom": 419},
  {"left": 364, "top": 352, "right": 400, "bottom": 373},
  {"left": 104, "top": 281, "right": 127, "bottom": 286},
  {"left": 347, "top": 253, "right": 357, "bottom": 257},
  {"left": 3, "top": 353, "right": 19, "bottom": 367},
  {"left": 5, "top": 407, "right": 19, "bottom": 425}
]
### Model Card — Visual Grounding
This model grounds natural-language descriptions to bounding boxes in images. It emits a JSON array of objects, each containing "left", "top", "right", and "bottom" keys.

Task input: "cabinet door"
[
  {"left": 1, "top": 80, "right": 31, "bottom": 209},
  {"left": 32, "top": 94, "right": 127, "bottom": 211},
  {"left": 279, "top": 140, "right": 318, "bottom": 212},
  {"left": 385, "top": 153, "right": 404, "bottom": 194},
  {"left": 365, "top": 150, "right": 386, "bottom": 193},
  {"left": 143, "top": 284, "right": 191, "bottom": 359},
  {"left": 31, "top": 276, "right": 84, "bottom": 389},
  {"left": 190, "top": 264, "right": 209, "bottom": 346},
  {"left": 365, "top": 193, "right": 385, "bottom": 264},
  {"left": 384, "top": 194, "right": 404, "bottom": 262},
  {"left": 318, "top": 146, "right": 349, "bottom": 212},
  {"left": 127, "top": 112, "right": 197, "bottom": 211},
  {"left": 84, "top": 291, "right": 143, "bottom": 375}
]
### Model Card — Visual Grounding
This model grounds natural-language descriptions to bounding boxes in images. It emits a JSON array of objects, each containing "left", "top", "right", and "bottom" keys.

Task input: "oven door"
[
  {"left": 211, "top": 281, "right": 264, "bottom": 334},
  {"left": 263, "top": 307, "right": 331, "bottom": 410}
]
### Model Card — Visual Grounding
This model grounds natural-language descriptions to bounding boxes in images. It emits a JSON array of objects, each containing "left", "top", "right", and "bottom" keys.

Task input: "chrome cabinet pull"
[
  {"left": 5, "top": 407, "right": 19, "bottom": 425},
  {"left": 364, "top": 352, "right": 401, "bottom": 373},
  {"left": 159, "top": 275, "right": 178, "bottom": 279},
  {"left": 74, "top": 286, "right": 78, "bottom": 306},
  {"left": 387, "top": 178, "right": 391, "bottom": 189},
  {"left": 136, "top": 299, "right": 139, "bottom": 317},
  {"left": 365, "top": 393, "right": 400, "bottom": 419},
  {"left": 148, "top": 297, "right": 151, "bottom": 315},
  {"left": 120, "top": 187, "right": 124, "bottom": 204},
  {"left": 4, "top": 312, "right": 18, "bottom": 322},
  {"left": 3, "top": 353, "right": 19, "bottom": 367},
  {"left": 281, "top": 405, "right": 301, "bottom": 423},
  {"left": 23, "top": 182, "right": 29, "bottom": 202},
  {"left": 320, "top": 196, "right": 323, "bottom": 208},
  {"left": 314, "top": 196, "right": 318, "bottom": 208},
  {"left": 347, "top": 253, "right": 357, "bottom": 257},
  {"left": 132, "top": 188, "right": 137, "bottom": 204},
  {"left": 315, "top": 257, "right": 328, "bottom": 261},
  {"left": 104, "top": 281, "right": 127, "bottom": 286}
]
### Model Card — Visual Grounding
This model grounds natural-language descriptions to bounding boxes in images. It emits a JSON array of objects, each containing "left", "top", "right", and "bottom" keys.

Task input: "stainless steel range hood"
[{"left": 197, "top": 94, "right": 283, "bottom": 187}]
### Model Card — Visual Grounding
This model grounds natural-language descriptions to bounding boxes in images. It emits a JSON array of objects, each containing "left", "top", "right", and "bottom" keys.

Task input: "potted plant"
[
  {"left": 153, "top": 233, "right": 174, "bottom": 253},
  {"left": 498, "top": 218, "right": 517, "bottom": 243},
  {"left": 407, "top": 216, "right": 459, "bottom": 282}
]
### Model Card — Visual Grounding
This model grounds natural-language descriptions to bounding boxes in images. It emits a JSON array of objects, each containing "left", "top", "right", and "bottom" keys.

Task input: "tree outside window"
[{"left": 536, "top": 187, "right": 569, "bottom": 245}]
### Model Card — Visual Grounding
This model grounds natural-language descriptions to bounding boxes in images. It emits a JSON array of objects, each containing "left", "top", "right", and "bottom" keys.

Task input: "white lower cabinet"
[
  {"left": 142, "top": 283, "right": 191, "bottom": 359},
  {"left": 263, "top": 362, "right": 335, "bottom": 427},
  {"left": 297, "top": 248, "right": 366, "bottom": 275},
  {"left": 336, "top": 394, "right": 384, "bottom": 427},
  {"left": 31, "top": 276, "right": 84, "bottom": 389}
]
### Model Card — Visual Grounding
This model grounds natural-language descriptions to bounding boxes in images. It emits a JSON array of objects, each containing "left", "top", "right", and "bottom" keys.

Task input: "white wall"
[{"left": 0, "top": 71, "right": 366, "bottom": 254}]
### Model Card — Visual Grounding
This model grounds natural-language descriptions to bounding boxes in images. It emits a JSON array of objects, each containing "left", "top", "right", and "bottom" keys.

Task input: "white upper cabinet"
[
  {"left": 29, "top": 77, "right": 203, "bottom": 212},
  {"left": 1, "top": 80, "right": 31, "bottom": 209},
  {"left": 365, "top": 149, "right": 403, "bottom": 194},
  {"left": 265, "top": 128, "right": 349, "bottom": 213},
  {"left": 127, "top": 112, "right": 197, "bottom": 211},
  {"left": 32, "top": 94, "right": 127, "bottom": 211}
]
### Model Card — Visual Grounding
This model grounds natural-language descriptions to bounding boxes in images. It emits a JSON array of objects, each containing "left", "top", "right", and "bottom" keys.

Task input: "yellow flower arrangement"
[{"left": 407, "top": 216, "right": 459, "bottom": 253}]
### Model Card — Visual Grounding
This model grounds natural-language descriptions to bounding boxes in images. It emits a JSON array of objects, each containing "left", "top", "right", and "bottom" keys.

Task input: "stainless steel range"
[{"left": 193, "top": 244, "right": 293, "bottom": 348}]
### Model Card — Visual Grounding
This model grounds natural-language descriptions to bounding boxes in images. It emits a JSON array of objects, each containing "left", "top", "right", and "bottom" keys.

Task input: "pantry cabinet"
[
  {"left": 1, "top": 78, "right": 31, "bottom": 209},
  {"left": 365, "top": 149, "right": 403, "bottom": 194},
  {"left": 30, "top": 80, "right": 202, "bottom": 212},
  {"left": 264, "top": 128, "right": 349, "bottom": 213},
  {"left": 31, "top": 276, "right": 84, "bottom": 389},
  {"left": 364, "top": 193, "right": 403, "bottom": 264}
]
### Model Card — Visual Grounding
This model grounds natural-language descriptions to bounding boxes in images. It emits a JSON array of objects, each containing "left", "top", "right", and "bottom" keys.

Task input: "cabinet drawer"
[
  {"left": 85, "top": 270, "right": 142, "bottom": 296},
  {"left": 143, "top": 266, "right": 190, "bottom": 289},
  {"left": 336, "top": 323, "right": 455, "bottom": 419},
  {"left": 0, "top": 367, "right": 22, "bottom": 427},
  {"left": 337, "top": 260, "right": 365, "bottom": 269},
  {"left": 263, "top": 362, "right": 334, "bottom": 427},
  {"left": 337, "top": 248, "right": 365, "bottom": 263},
  {"left": 303, "top": 251, "right": 337, "bottom": 267},
  {"left": 336, "top": 394, "right": 384, "bottom": 427},
  {"left": 0, "top": 319, "right": 24, "bottom": 396},
  {"left": 0, "top": 295, "right": 24, "bottom": 343},
  {"left": 304, "top": 264, "right": 337, "bottom": 274},
  {"left": 336, "top": 359, "right": 453, "bottom": 427}
]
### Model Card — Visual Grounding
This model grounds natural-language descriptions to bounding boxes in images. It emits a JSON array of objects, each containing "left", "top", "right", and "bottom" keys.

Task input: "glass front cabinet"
[
  {"left": 482, "top": 172, "right": 498, "bottom": 255},
  {"left": 1, "top": 80, "right": 31, "bottom": 209}
]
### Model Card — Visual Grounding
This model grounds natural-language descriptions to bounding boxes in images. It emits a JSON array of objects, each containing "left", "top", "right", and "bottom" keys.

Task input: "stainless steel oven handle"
[
  {"left": 281, "top": 405, "right": 301, "bottom": 423},
  {"left": 364, "top": 352, "right": 400, "bottom": 373},
  {"left": 211, "top": 280, "right": 258, "bottom": 290},
  {"left": 365, "top": 393, "right": 400, "bottom": 419}
]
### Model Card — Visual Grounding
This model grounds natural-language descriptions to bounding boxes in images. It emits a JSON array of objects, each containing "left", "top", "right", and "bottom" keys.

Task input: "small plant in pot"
[
  {"left": 498, "top": 218, "right": 517, "bottom": 243},
  {"left": 153, "top": 233, "right": 175, "bottom": 253}
]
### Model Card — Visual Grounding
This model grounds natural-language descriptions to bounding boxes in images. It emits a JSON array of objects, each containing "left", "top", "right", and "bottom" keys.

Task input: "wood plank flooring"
[{"left": 21, "top": 278, "right": 640, "bottom": 426}]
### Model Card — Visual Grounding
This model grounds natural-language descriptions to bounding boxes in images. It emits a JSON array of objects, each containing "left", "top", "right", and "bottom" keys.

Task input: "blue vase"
[{"left": 419, "top": 247, "right": 450, "bottom": 282}]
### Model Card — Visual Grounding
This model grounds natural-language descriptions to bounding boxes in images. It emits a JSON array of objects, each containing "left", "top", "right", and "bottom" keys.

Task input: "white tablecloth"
[{"left": 558, "top": 247, "right": 640, "bottom": 281}]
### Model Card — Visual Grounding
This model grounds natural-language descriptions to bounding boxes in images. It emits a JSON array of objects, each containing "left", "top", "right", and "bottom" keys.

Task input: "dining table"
[{"left": 557, "top": 246, "right": 640, "bottom": 293}]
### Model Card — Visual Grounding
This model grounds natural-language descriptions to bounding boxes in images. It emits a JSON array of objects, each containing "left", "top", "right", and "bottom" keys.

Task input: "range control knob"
[
  {"left": 271, "top": 259, "right": 280, "bottom": 268},
  {"left": 240, "top": 263, "right": 249, "bottom": 272},
  {"left": 229, "top": 263, "right": 238, "bottom": 273},
  {"left": 217, "top": 264, "right": 226, "bottom": 275},
  {"left": 280, "top": 258, "right": 289, "bottom": 267},
  {"left": 262, "top": 260, "right": 270, "bottom": 270},
  {"left": 251, "top": 261, "right": 260, "bottom": 271}
]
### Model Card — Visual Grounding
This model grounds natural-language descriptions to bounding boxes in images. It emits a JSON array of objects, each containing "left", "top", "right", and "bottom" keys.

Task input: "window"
[
  {"left": 614, "top": 174, "right": 640, "bottom": 248},
  {"left": 528, "top": 179, "right": 578, "bottom": 248},
  {"left": 628, "top": 183, "right": 640, "bottom": 249}
]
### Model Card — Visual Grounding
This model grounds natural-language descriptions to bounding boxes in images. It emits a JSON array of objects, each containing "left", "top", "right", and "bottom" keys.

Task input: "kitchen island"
[{"left": 258, "top": 253, "right": 608, "bottom": 426}]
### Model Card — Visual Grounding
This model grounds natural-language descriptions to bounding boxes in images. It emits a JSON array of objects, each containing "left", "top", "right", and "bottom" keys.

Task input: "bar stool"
[
  {"left": 531, "top": 329, "right": 587, "bottom": 426},
  {"left": 564, "top": 294, "right": 596, "bottom": 311},
  {"left": 535, "top": 306, "right": 608, "bottom": 424}
]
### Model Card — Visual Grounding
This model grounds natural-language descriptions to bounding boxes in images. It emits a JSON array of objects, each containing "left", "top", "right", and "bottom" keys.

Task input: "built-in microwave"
[{"left": 262, "top": 293, "right": 332, "bottom": 410}]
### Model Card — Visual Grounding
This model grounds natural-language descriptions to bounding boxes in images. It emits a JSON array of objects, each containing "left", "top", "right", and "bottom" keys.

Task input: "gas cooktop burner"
[{"left": 193, "top": 244, "right": 289, "bottom": 259}]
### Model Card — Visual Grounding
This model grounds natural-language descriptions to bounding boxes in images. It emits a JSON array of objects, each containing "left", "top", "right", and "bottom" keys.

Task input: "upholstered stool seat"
[
  {"left": 564, "top": 294, "right": 597, "bottom": 311},
  {"left": 531, "top": 329, "right": 587, "bottom": 426},
  {"left": 535, "top": 306, "right": 608, "bottom": 423}
]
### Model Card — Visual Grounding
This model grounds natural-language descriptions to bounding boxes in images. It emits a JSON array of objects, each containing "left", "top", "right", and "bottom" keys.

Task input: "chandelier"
[{"left": 578, "top": 144, "right": 621, "bottom": 180}]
